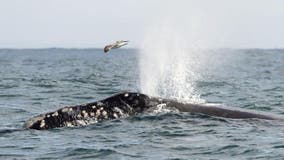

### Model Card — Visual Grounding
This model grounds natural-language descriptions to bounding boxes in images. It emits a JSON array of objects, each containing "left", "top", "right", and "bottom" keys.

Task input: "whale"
[{"left": 25, "top": 92, "right": 284, "bottom": 130}]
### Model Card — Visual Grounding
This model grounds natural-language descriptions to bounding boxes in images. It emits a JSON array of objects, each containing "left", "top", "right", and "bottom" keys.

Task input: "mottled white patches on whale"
[
  {"left": 24, "top": 115, "right": 45, "bottom": 128},
  {"left": 40, "top": 120, "right": 45, "bottom": 128},
  {"left": 92, "top": 105, "right": 96, "bottom": 109},
  {"left": 66, "top": 122, "right": 73, "bottom": 127},
  {"left": 124, "top": 93, "right": 129, "bottom": 97},
  {"left": 153, "top": 103, "right": 177, "bottom": 114},
  {"left": 113, "top": 107, "right": 129, "bottom": 118},
  {"left": 52, "top": 112, "right": 58, "bottom": 117},
  {"left": 113, "top": 113, "right": 118, "bottom": 118},
  {"left": 97, "top": 101, "right": 103, "bottom": 106},
  {"left": 82, "top": 110, "right": 88, "bottom": 118},
  {"left": 77, "top": 114, "right": 82, "bottom": 118},
  {"left": 157, "top": 103, "right": 167, "bottom": 107},
  {"left": 102, "top": 110, "right": 107, "bottom": 117},
  {"left": 83, "top": 114, "right": 88, "bottom": 118},
  {"left": 96, "top": 110, "right": 101, "bottom": 117},
  {"left": 90, "top": 112, "right": 95, "bottom": 117},
  {"left": 75, "top": 120, "right": 87, "bottom": 126},
  {"left": 46, "top": 114, "right": 50, "bottom": 118},
  {"left": 114, "top": 107, "right": 124, "bottom": 115},
  {"left": 61, "top": 108, "right": 69, "bottom": 113}
]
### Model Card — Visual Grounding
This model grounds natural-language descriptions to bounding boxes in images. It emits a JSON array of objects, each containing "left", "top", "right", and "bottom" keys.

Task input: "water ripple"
[{"left": 0, "top": 49, "right": 284, "bottom": 159}]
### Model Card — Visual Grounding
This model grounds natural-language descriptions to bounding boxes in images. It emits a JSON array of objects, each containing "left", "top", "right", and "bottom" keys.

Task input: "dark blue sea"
[{"left": 0, "top": 48, "right": 284, "bottom": 159}]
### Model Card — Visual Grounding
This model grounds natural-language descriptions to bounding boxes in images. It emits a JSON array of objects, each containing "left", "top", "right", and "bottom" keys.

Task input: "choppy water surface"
[{"left": 0, "top": 49, "right": 284, "bottom": 159}]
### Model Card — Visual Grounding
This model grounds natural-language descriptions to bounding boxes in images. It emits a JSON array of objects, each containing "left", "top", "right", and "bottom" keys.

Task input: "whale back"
[
  {"left": 24, "top": 92, "right": 151, "bottom": 130},
  {"left": 25, "top": 92, "right": 284, "bottom": 130}
]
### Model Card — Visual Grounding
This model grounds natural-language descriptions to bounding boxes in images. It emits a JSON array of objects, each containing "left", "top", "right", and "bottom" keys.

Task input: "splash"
[{"left": 139, "top": 23, "right": 205, "bottom": 103}]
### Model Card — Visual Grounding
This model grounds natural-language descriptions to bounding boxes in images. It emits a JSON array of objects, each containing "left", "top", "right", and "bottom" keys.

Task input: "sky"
[{"left": 0, "top": 0, "right": 284, "bottom": 48}]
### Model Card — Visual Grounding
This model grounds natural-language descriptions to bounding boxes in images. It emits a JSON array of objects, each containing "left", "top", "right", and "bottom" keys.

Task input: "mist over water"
[{"left": 138, "top": 23, "right": 205, "bottom": 103}]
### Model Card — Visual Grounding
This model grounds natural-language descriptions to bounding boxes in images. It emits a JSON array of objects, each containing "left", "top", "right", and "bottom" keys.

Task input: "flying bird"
[{"left": 104, "top": 40, "right": 129, "bottom": 53}]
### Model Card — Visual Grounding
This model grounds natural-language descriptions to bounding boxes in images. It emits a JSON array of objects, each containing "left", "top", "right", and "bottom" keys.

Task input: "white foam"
[{"left": 152, "top": 103, "right": 178, "bottom": 114}]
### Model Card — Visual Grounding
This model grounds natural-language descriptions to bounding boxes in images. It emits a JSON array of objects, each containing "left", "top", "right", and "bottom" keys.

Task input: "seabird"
[{"left": 104, "top": 40, "right": 129, "bottom": 53}]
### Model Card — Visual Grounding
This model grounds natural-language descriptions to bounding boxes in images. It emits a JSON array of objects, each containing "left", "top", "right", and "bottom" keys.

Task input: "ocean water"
[{"left": 0, "top": 48, "right": 284, "bottom": 159}]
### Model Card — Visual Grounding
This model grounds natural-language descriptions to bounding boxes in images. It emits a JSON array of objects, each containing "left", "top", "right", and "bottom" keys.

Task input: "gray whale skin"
[{"left": 25, "top": 92, "right": 284, "bottom": 130}]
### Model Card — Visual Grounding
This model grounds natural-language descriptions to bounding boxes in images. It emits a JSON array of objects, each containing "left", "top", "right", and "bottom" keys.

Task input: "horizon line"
[{"left": 0, "top": 47, "right": 284, "bottom": 50}]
